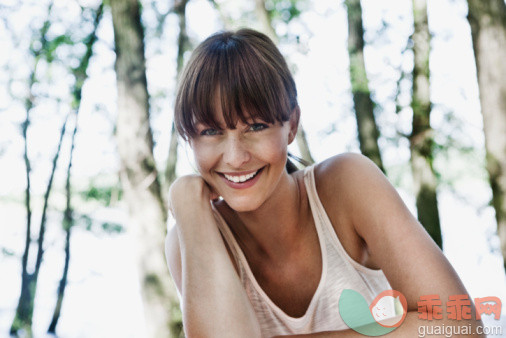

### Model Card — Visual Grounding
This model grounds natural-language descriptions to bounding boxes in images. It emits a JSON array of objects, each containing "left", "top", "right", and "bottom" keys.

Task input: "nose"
[{"left": 222, "top": 135, "right": 251, "bottom": 169}]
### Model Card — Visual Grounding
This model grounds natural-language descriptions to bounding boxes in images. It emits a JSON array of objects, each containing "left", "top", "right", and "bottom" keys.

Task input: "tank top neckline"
[{"left": 212, "top": 165, "right": 328, "bottom": 325}]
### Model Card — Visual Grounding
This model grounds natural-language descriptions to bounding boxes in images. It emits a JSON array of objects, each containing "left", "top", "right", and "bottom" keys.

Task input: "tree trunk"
[
  {"left": 410, "top": 0, "right": 443, "bottom": 249},
  {"left": 208, "top": 0, "right": 234, "bottom": 30},
  {"left": 10, "top": 61, "right": 37, "bottom": 337},
  {"left": 467, "top": 0, "right": 506, "bottom": 269},
  {"left": 255, "top": 0, "right": 315, "bottom": 164},
  {"left": 165, "top": 0, "right": 190, "bottom": 192},
  {"left": 254, "top": 0, "right": 278, "bottom": 43},
  {"left": 12, "top": 106, "right": 69, "bottom": 336},
  {"left": 295, "top": 126, "right": 315, "bottom": 164},
  {"left": 47, "top": 5, "right": 104, "bottom": 333},
  {"left": 110, "top": 0, "right": 179, "bottom": 336},
  {"left": 47, "top": 217, "right": 71, "bottom": 334},
  {"left": 345, "top": 0, "right": 384, "bottom": 172},
  {"left": 10, "top": 7, "right": 54, "bottom": 333},
  {"left": 165, "top": 122, "right": 179, "bottom": 189}
]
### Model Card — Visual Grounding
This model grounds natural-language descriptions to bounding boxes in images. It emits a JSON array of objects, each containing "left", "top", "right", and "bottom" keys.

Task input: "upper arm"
[
  {"left": 165, "top": 225, "right": 182, "bottom": 295},
  {"left": 317, "top": 153, "right": 468, "bottom": 311}
]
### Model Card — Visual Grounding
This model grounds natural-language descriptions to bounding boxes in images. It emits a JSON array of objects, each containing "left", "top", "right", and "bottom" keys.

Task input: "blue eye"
[
  {"left": 200, "top": 128, "right": 220, "bottom": 136},
  {"left": 249, "top": 123, "right": 268, "bottom": 132}
]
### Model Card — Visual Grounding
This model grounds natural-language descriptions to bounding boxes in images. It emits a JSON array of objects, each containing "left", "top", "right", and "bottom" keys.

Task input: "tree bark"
[
  {"left": 165, "top": 0, "right": 190, "bottom": 192},
  {"left": 110, "top": 0, "right": 179, "bottom": 336},
  {"left": 47, "top": 212, "right": 71, "bottom": 334},
  {"left": 208, "top": 0, "right": 234, "bottom": 30},
  {"left": 47, "top": 4, "right": 104, "bottom": 333},
  {"left": 255, "top": 0, "right": 315, "bottom": 164},
  {"left": 10, "top": 6, "right": 53, "bottom": 334},
  {"left": 10, "top": 59, "right": 38, "bottom": 337},
  {"left": 254, "top": 0, "right": 278, "bottom": 43},
  {"left": 410, "top": 0, "right": 443, "bottom": 249},
  {"left": 12, "top": 107, "right": 69, "bottom": 336},
  {"left": 345, "top": 0, "right": 385, "bottom": 172},
  {"left": 467, "top": 0, "right": 506, "bottom": 269},
  {"left": 295, "top": 125, "right": 315, "bottom": 164}
]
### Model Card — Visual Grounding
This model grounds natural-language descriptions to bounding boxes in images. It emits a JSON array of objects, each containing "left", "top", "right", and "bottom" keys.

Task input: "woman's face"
[{"left": 190, "top": 109, "right": 297, "bottom": 212}]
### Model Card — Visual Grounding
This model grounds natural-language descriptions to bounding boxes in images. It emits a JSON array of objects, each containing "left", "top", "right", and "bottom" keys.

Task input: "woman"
[{"left": 165, "top": 29, "right": 481, "bottom": 337}]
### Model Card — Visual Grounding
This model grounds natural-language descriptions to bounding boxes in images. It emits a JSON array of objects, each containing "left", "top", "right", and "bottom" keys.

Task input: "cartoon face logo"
[
  {"left": 339, "top": 289, "right": 408, "bottom": 336},
  {"left": 369, "top": 290, "right": 407, "bottom": 328}
]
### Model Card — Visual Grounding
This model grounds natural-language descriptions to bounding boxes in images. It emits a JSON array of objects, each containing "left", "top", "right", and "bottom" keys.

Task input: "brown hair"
[
  {"left": 174, "top": 28, "right": 304, "bottom": 173},
  {"left": 174, "top": 28, "right": 298, "bottom": 138}
]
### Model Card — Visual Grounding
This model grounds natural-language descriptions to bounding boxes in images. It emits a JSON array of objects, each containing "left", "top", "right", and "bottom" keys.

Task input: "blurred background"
[{"left": 1, "top": 0, "right": 505, "bottom": 336}]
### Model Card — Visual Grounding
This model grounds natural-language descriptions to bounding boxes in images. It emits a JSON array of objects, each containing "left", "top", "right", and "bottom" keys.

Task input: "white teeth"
[{"left": 224, "top": 170, "right": 259, "bottom": 183}]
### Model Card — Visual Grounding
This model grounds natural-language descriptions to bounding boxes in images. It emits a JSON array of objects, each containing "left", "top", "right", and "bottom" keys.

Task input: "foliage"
[
  {"left": 79, "top": 214, "right": 125, "bottom": 235},
  {"left": 44, "top": 34, "right": 75, "bottom": 63},
  {"left": 265, "top": 0, "right": 304, "bottom": 23},
  {"left": 79, "top": 184, "right": 123, "bottom": 207},
  {"left": 2, "top": 247, "right": 15, "bottom": 257}
]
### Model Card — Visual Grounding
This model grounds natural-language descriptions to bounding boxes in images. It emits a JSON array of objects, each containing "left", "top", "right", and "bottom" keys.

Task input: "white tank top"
[{"left": 212, "top": 164, "right": 393, "bottom": 337}]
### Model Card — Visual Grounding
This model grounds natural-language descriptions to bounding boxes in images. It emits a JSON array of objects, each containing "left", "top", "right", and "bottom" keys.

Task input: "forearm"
[
  {"left": 176, "top": 204, "right": 261, "bottom": 338},
  {"left": 277, "top": 311, "right": 485, "bottom": 337}
]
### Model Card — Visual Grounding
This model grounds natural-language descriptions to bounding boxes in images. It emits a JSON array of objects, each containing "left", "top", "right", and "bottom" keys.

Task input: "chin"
[{"left": 222, "top": 195, "right": 264, "bottom": 213}]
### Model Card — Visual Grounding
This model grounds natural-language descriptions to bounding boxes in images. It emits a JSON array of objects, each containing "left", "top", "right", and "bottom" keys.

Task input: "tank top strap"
[
  {"left": 303, "top": 164, "right": 338, "bottom": 241},
  {"left": 303, "top": 164, "right": 387, "bottom": 281}
]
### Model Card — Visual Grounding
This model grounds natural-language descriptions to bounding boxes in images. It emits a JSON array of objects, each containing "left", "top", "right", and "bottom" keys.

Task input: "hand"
[{"left": 168, "top": 175, "right": 219, "bottom": 219}]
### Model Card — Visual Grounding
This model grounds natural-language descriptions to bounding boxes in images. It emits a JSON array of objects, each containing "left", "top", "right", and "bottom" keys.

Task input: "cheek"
[
  {"left": 253, "top": 134, "right": 288, "bottom": 167},
  {"left": 262, "top": 139, "right": 287, "bottom": 160},
  {"left": 191, "top": 142, "right": 218, "bottom": 174}
]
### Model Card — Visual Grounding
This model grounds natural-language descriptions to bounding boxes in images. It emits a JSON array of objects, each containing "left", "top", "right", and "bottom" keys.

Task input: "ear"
[{"left": 288, "top": 106, "right": 300, "bottom": 144}]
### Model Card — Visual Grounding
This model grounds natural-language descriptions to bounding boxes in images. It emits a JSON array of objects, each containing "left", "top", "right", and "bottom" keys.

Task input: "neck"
[{"left": 222, "top": 170, "right": 310, "bottom": 262}]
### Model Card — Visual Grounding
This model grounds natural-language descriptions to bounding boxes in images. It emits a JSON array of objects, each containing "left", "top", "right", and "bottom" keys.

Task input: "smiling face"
[
  {"left": 174, "top": 29, "right": 300, "bottom": 211},
  {"left": 190, "top": 110, "right": 297, "bottom": 212}
]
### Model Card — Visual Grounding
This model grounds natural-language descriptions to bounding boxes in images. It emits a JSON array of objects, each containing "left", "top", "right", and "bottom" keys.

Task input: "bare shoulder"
[
  {"left": 165, "top": 225, "right": 182, "bottom": 293},
  {"left": 314, "top": 153, "right": 469, "bottom": 311},
  {"left": 314, "top": 152, "right": 381, "bottom": 188},
  {"left": 312, "top": 153, "right": 383, "bottom": 267},
  {"left": 313, "top": 151, "right": 422, "bottom": 249},
  {"left": 314, "top": 152, "right": 394, "bottom": 219},
  {"left": 313, "top": 153, "right": 385, "bottom": 227}
]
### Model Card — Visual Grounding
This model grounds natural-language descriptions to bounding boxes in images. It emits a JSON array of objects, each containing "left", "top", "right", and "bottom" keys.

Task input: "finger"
[
  {"left": 209, "top": 187, "right": 220, "bottom": 201},
  {"left": 200, "top": 177, "right": 220, "bottom": 201},
  {"left": 207, "top": 185, "right": 220, "bottom": 201}
]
